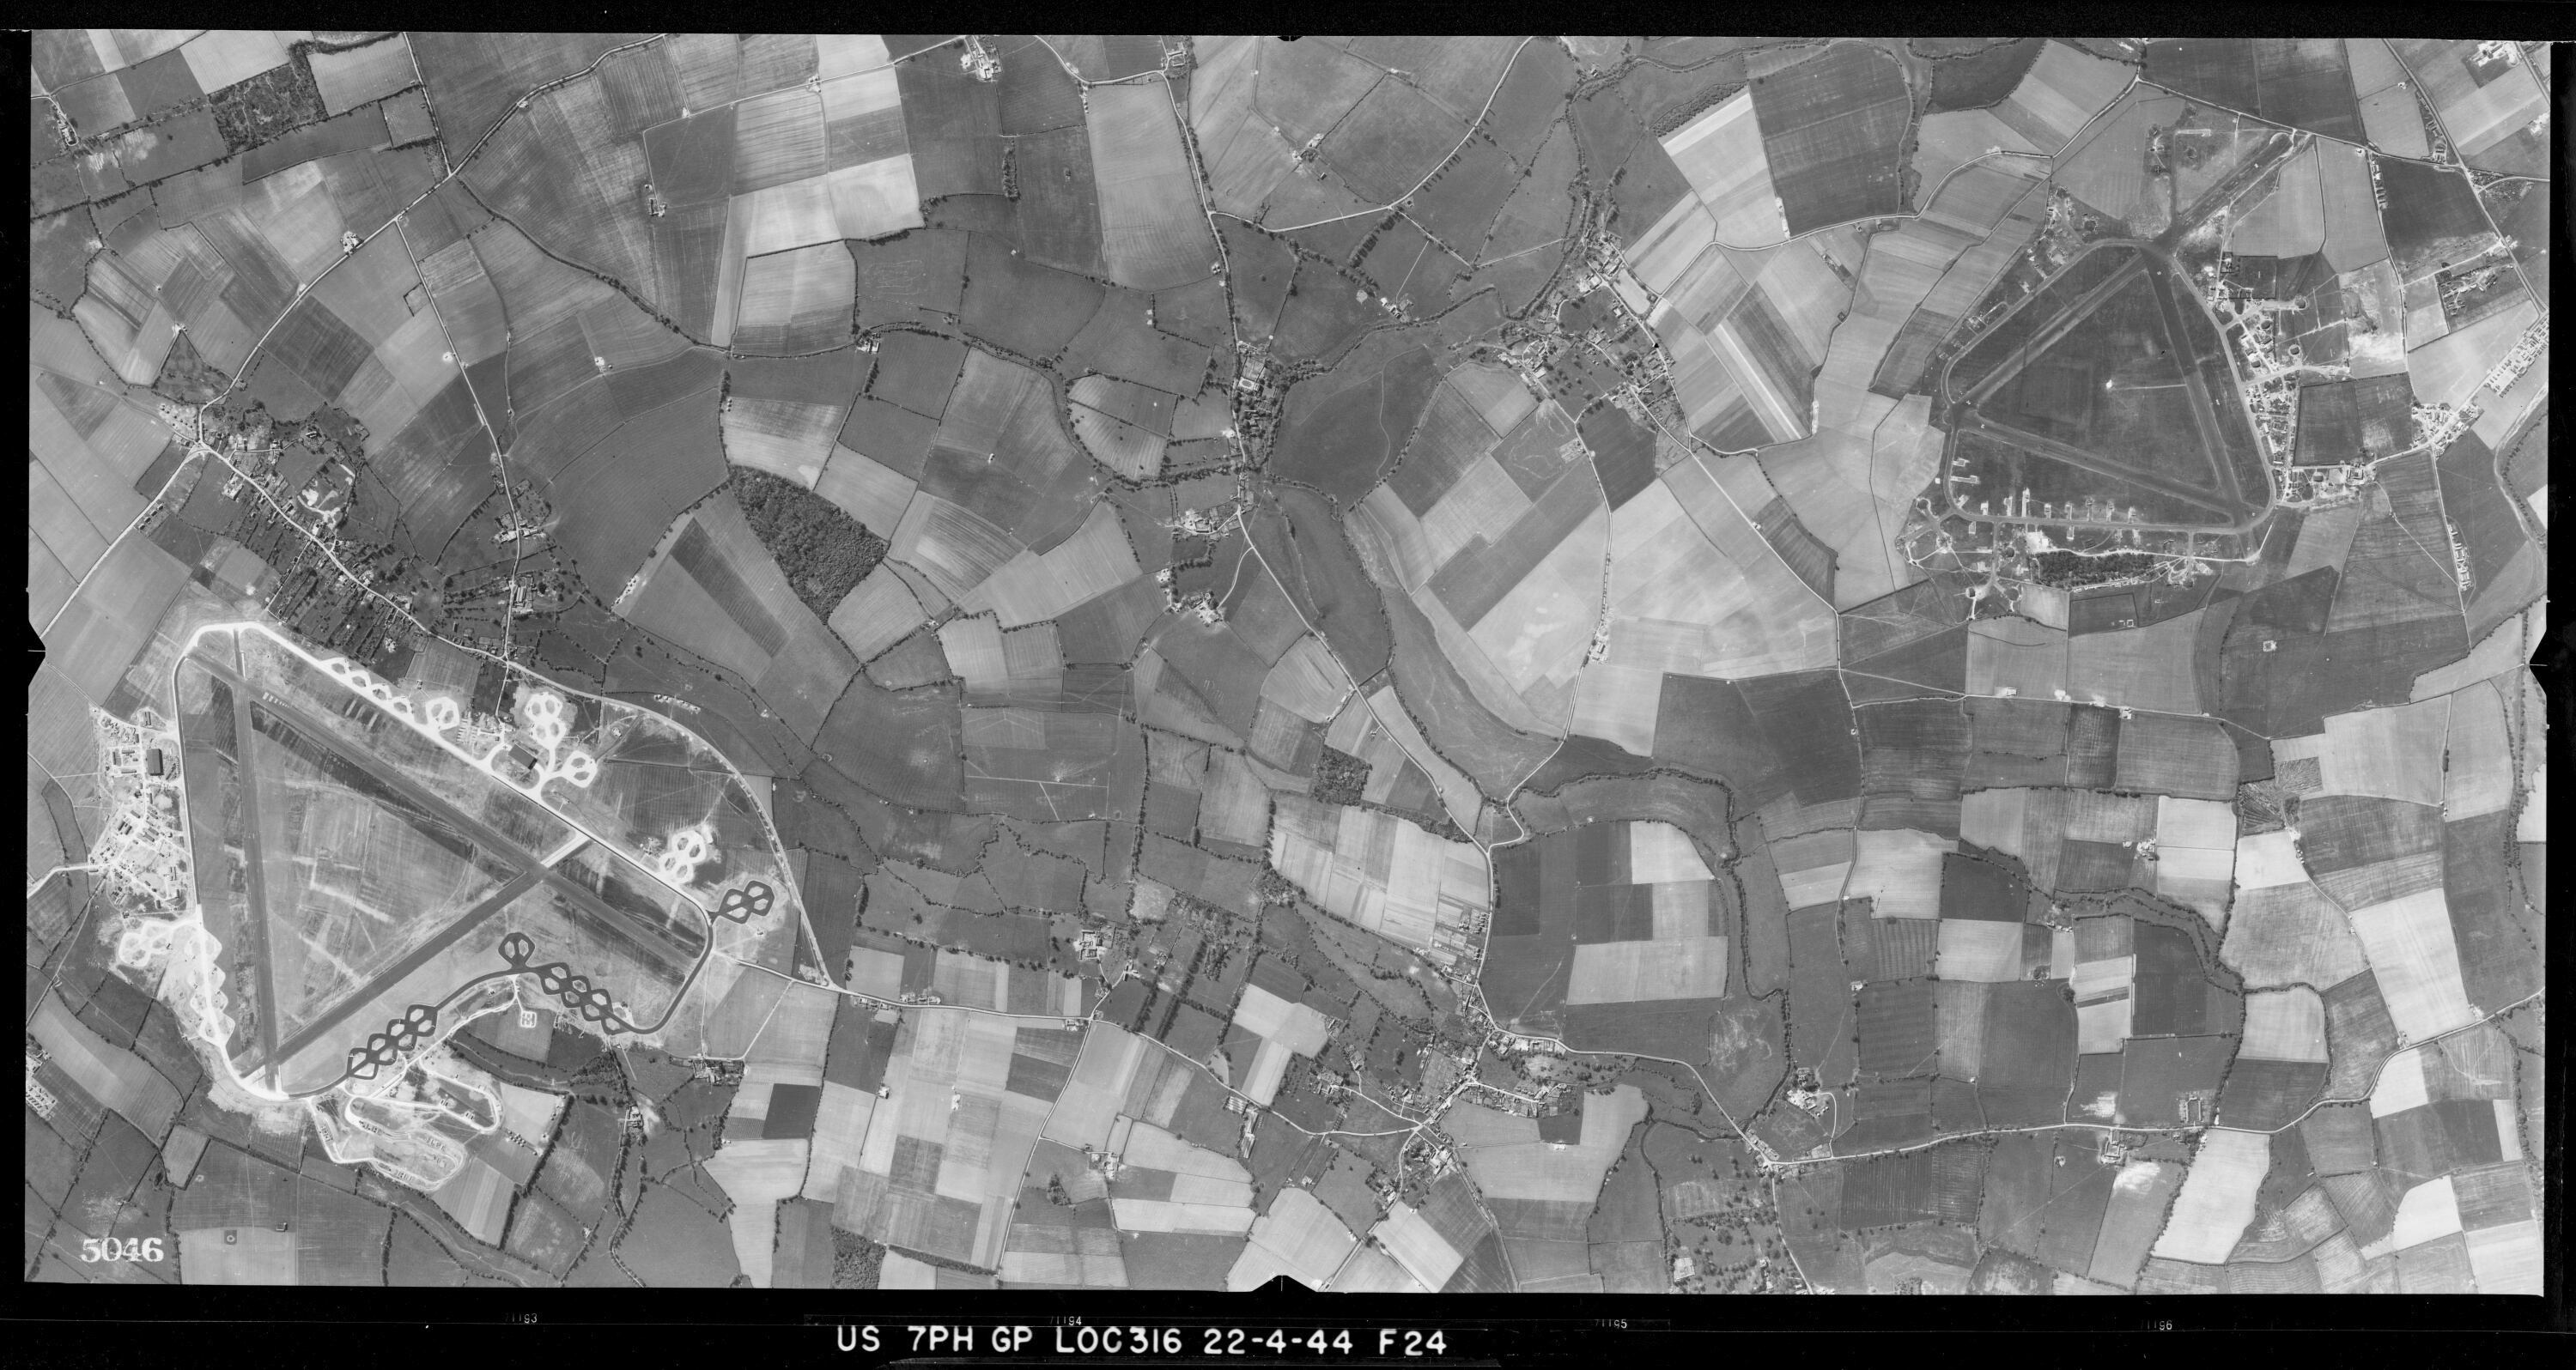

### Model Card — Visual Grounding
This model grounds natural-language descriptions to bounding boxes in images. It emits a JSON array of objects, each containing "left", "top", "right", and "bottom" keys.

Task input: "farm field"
[{"left": 26, "top": 29, "right": 2547, "bottom": 1308}]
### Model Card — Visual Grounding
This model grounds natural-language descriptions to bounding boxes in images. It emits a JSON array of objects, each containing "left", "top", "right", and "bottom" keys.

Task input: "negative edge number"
[{"left": 868, "top": 1325, "right": 1455, "bottom": 1356}]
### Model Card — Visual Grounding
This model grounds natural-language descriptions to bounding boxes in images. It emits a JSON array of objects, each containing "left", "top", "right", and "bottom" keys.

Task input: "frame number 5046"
[{"left": 82, "top": 1237, "right": 167, "bottom": 1263}]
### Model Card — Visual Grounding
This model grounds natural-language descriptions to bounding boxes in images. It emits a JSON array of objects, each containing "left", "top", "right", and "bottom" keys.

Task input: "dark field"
[
  {"left": 811, "top": 671, "right": 963, "bottom": 809},
  {"left": 960, "top": 235, "right": 1105, "bottom": 358},
  {"left": 1652, "top": 670, "right": 1860, "bottom": 807},
  {"left": 549, "top": 387, "right": 727, "bottom": 591},
  {"left": 1919, "top": 39, "right": 2043, "bottom": 113},
  {"left": 2378, "top": 157, "right": 2494, "bottom": 286},
  {"left": 1751, "top": 42, "right": 1911, "bottom": 233},
  {"left": 2143, "top": 39, "right": 2360, "bottom": 142},
  {"left": 897, "top": 55, "right": 1004, "bottom": 199},
  {"left": 2435, "top": 433, "right": 2533, "bottom": 603},
  {"left": 2294, "top": 373, "right": 2416, "bottom": 467}
]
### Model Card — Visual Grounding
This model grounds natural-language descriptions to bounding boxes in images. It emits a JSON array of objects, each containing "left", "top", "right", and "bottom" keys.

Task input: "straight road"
[
  {"left": 2159, "top": 127, "right": 2299, "bottom": 251},
  {"left": 1956, "top": 251, "right": 2151, "bottom": 407},
  {"left": 193, "top": 650, "right": 705, "bottom": 1088},
  {"left": 1940, "top": 231, "right": 2274, "bottom": 533},
  {"left": 227, "top": 670, "right": 286, "bottom": 1092},
  {"left": 264, "top": 865, "right": 551, "bottom": 1068},
  {"left": 1953, "top": 415, "right": 2236, "bottom": 514},
  {"left": 2143, "top": 265, "right": 2249, "bottom": 512}
]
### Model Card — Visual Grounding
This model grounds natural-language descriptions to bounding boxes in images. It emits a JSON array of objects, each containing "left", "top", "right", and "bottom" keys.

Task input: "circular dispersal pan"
[{"left": 327, "top": 877, "right": 778, "bottom": 1091}]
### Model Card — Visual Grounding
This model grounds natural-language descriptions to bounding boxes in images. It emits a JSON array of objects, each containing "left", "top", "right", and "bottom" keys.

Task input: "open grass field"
[
  {"left": 1269, "top": 339, "right": 1445, "bottom": 501},
  {"left": 733, "top": 246, "right": 855, "bottom": 355},
  {"left": 309, "top": 35, "right": 417, "bottom": 114},
  {"left": 2146, "top": 39, "right": 2360, "bottom": 141},
  {"left": 1088, "top": 85, "right": 1214, "bottom": 292},
  {"left": 1750, "top": 42, "right": 1911, "bottom": 234},
  {"left": 240, "top": 107, "right": 396, "bottom": 185},
  {"left": 896, "top": 55, "right": 1003, "bottom": 200}
]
